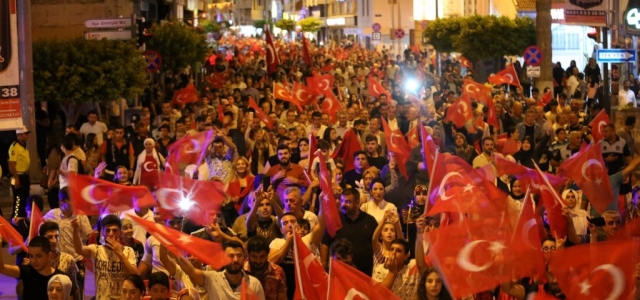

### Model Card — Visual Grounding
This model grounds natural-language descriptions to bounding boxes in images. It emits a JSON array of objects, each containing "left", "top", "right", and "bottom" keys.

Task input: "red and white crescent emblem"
[
  {"left": 295, "top": 89, "right": 308, "bottom": 102},
  {"left": 504, "top": 74, "right": 514, "bottom": 83},
  {"left": 579, "top": 264, "right": 625, "bottom": 298},
  {"left": 184, "top": 139, "right": 201, "bottom": 154},
  {"left": 345, "top": 289, "right": 370, "bottom": 300},
  {"left": 457, "top": 240, "right": 506, "bottom": 272},
  {"left": 437, "top": 172, "right": 463, "bottom": 201},
  {"left": 80, "top": 184, "right": 131, "bottom": 212},
  {"left": 319, "top": 79, "right": 331, "bottom": 91},
  {"left": 266, "top": 44, "right": 276, "bottom": 64},
  {"left": 597, "top": 121, "right": 607, "bottom": 135},
  {"left": 581, "top": 159, "right": 604, "bottom": 185},
  {"left": 465, "top": 84, "right": 479, "bottom": 94},
  {"left": 457, "top": 101, "right": 469, "bottom": 116}
]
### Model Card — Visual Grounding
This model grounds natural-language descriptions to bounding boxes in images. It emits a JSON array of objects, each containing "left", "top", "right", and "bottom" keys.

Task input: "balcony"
[{"left": 328, "top": 0, "right": 356, "bottom": 16}]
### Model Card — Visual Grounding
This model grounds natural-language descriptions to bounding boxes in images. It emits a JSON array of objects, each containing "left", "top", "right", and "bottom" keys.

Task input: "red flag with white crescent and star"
[
  {"left": 510, "top": 189, "right": 546, "bottom": 281},
  {"left": 248, "top": 97, "right": 275, "bottom": 130},
  {"left": 444, "top": 95, "right": 473, "bottom": 128},
  {"left": 302, "top": 35, "right": 313, "bottom": 66},
  {"left": 273, "top": 82, "right": 296, "bottom": 103},
  {"left": 165, "top": 129, "right": 214, "bottom": 175},
  {"left": 306, "top": 73, "right": 334, "bottom": 97},
  {"left": 0, "top": 216, "right": 28, "bottom": 253},
  {"left": 67, "top": 174, "right": 156, "bottom": 216},
  {"left": 406, "top": 125, "right": 420, "bottom": 149},
  {"left": 494, "top": 156, "right": 566, "bottom": 193},
  {"left": 420, "top": 123, "right": 438, "bottom": 178},
  {"left": 539, "top": 90, "right": 553, "bottom": 107},
  {"left": 489, "top": 64, "right": 522, "bottom": 87},
  {"left": 156, "top": 173, "right": 226, "bottom": 226},
  {"left": 557, "top": 142, "right": 614, "bottom": 215},
  {"left": 587, "top": 109, "right": 611, "bottom": 142},
  {"left": 171, "top": 83, "right": 199, "bottom": 106},
  {"left": 332, "top": 129, "right": 363, "bottom": 173},
  {"left": 317, "top": 150, "right": 342, "bottom": 237},
  {"left": 28, "top": 205, "right": 44, "bottom": 243},
  {"left": 533, "top": 163, "right": 568, "bottom": 239},
  {"left": 291, "top": 82, "right": 315, "bottom": 108},
  {"left": 367, "top": 76, "right": 391, "bottom": 103},
  {"left": 264, "top": 27, "right": 280, "bottom": 74},
  {"left": 321, "top": 91, "right": 341, "bottom": 124},
  {"left": 549, "top": 239, "right": 639, "bottom": 300},
  {"left": 381, "top": 118, "right": 410, "bottom": 180},
  {"left": 293, "top": 230, "right": 328, "bottom": 300},
  {"left": 329, "top": 259, "right": 401, "bottom": 300},
  {"left": 130, "top": 214, "right": 231, "bottom": 270}
]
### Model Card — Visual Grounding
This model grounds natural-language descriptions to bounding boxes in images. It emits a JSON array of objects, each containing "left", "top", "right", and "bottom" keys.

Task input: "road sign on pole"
[
  {"left": 394, "top": 28, "right": 405, "bottom": 39},
  {"left": 372, "top": 23, "right": 381, "bottom": 33},
  {"left": 85, "top": 18, "right": 133, "bottom": 29},
  {"left": 523, "top": 46, "right": 542, "bottom": 66},
  {"left": 596, "top": 49, "right": 636, "bottom": 63},
  {"left": 144, "top": 50, "right": 163, "bottom": 72},
  {"left": 85, "top": 31, "right": 132, "bottom": 40},
  {"left": 526, "top": 66, "right": 541, "bottom": 77},
  {"left": 372, "top": 32, "right": 381, "bottom": 40}
]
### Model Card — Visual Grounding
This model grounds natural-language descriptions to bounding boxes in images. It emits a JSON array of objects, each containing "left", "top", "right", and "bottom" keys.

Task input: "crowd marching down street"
[{"left": 2, "top": 29, "right": 640, "bottom": 300}]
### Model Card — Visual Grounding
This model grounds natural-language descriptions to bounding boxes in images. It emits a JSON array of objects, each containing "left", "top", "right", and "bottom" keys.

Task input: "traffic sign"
[
  {"left": 372, "top": 23, "right": 382, "bottom": 33},
  {"left": 144, "top": 50, "right": 163, "bottom": 72},
  {"left": 85, "top": 31, "right": 132, "bottom": 40},
  {"left": 372, "top": 32, "right": 382, "bottom": 40},
  {"left": 526, "top": 66, "right": 541, "bottom": 78},
  {"left": 596, "top": 49, "right": 636, "bottom": 63},
  {"left": 394, "top": 28, "right": 405, "bottom": 39},
  {"left": 523, "top": 46, "right": 542, "bottom": 66},
  {"left": 85, "top": 18, "right": 132, "bottom": 29}
]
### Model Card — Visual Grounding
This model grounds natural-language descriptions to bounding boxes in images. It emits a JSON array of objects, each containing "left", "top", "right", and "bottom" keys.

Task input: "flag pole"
[
  {"left": 424, "top": 149, "right": 439, "bottom": 215},
  {"left": 326, "top": 259, "right": 332, "bottom": 300},
  {"left": 292, "top": 231, "right": 306, "bottom": 299}
]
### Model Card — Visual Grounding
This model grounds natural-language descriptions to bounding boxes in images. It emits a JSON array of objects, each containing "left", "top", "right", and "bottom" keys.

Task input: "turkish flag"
[
  {"left": 558, "top": 143, "right": 613, "bottom": 215},
  {"left": 489, "top": 64, "right": 521, "bottom": 87},
  {"left": 539, "top": 91, "right": 553, "bottom": 107},
  {"left": 302, "top": 35, "right": 313, "bottom": 66},
  {"left": 367, "top": 76, "right": 391, "bottom": 103},
  {"left": 510, "top": 190, "right": 546, "bottom": 281},
  {"left": 172, "top": 83, "right": 199, "bottom": 105},
  {"left": 444, "top": 95, "right": 473, "bottom": 128},
  {"left": 264, "top": 27, "right": 280, "bottom": 74},
  {"left": 411, "top": 44, "right": 420, "bottom": 55},
  {"left": 484, "top": 97, "right": 500, "bottom": 129},
  {"left": 67, "top": 174, "right": 155, "bottom": 216},
  {"left": 292, "top": 82, "right": 315, "bottom": 107},
  {"left": 460, "top": 56, "right": 473, "bottom": 69},
  {"left": 427, "top": 154, "right": 509, "bottom": 218},
  {"left": 217, "top": 103, "right": 225, "bottom": 123},
  {"left": 381, "top": 118, "right": 411, "bottom": 179},
  {"left": 28, "top": 205, "right": 44, "bottom": 242},
  {"left": 273, "top": 82, "right": 295, "bottom": 102},
  {"left": 427, "top": 219, "right": 528, "bottom": 298},
  {"left": 308, "top": 133, "right": 318, "bottom": 172},
  {"left": 613, "top": 216, "right": 640, "bottom": 240},
  {"left": 165, "top": 130, "right": 214, "bottom": 175},
  {"left": 0, "top": 216, "right": 28, "bottom": 253},
  {"left": 318, "top": 151, "right": 342, "bottom": 237},
  {"left": 495, "top": 156, "right": 565, "bottom": 193},
  {"left": 241, "top": 280, "right": 261, "bottom": 300},
  {"left": 207, "top": 72, "right": 226, "bottom": 89},
  {"left": 420, "top": 124, "right": 438, "bottom": 177},
  {"left": 587, "top": 110, "right": 611, "bottom": 142},
  {"left": 533, "top": 164, "right": 568, "bottom": 239},
  {"left": 549, "top": 239, "right": 639, "bottom": 300},
  {"left": 156, "top": 173, "right": 226, "bottom": 226},
  {"left": 321, "top": 92, "right": 341, "bottom": 124},
  {"left": 332, "top": 129, "right": 363, "bottom": 173},
  {"left": 248, "top": 97, "right": 275, "bottom": 130},
  {"left": 462, "top": 79, "right": 492, "bottom": 104},
  {"left": 130, "top": 215, "right": 231, "bottom": 270},
  {"left": 329, "top": 259, "right": 401, "bottom": 300},
  {"left": 319, "top": 64, "right": 335, "bottom": 73},
  {"left": 306, "top": 73, "right": 334, "bottom": 97},
  {"left": 293, "top": 231, "right": 328, "bottom": 300},
  {"left": 406, "top": 125, "right": 420, "bottom": 149}
]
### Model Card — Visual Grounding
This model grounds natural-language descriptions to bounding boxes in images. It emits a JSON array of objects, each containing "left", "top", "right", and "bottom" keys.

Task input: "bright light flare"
[
  {"left": 405, "top": 78, "right": 419, "bottom": 92},
  {"left": 178, "top": 196, "right": 195, "bottom": 211}
]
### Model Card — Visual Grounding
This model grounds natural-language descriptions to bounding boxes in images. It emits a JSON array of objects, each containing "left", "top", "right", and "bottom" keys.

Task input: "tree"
[
  {"left": 536, "top": 0, "right": 553, "bottom": 92},
  {"left": 275, "top": 19, "right": 296, "bottom": 32},
  {"left": 145, "top": 21, "right": 209, "bottom": 74},
  {"left": 253, "top": 20, "right": 269, "bottom": 30},
  {"left": 423, "top": 15, "right": 536, "bottom": 61},
  {"left": 199, "top": 19, "right": 222, "bottom": 33},
  {"left": 33, "top": 38, "right": 148, "bottom": 113},
  {"left": 298, "top": 17, "right": 322, "bottom": 33}
]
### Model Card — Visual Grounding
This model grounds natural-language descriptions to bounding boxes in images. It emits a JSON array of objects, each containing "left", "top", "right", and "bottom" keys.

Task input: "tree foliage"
[
  {"left": 253, "top": 19, "right": 269, "bottom": 29},
  {"left": 298, "top": 17, "right": 322, "bottom": 33},
  {"left": 423, "top": 16, "right": 536, "bottom": 61},
  {"left": 145, "top": 21, "right": 209, "bottom": 74},
  {"left": 275, "top": 19, "right": 296, "bottom": 31},
  {"left": 33, "top": 38, "right": 148, "bottom": 105},
  {"left": 199, "top": 19, "right": 222, "bottom": 33}
]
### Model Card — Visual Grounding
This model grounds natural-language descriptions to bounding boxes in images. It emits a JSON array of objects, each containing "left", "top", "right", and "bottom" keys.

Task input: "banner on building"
[
  {"left": 0, "top": 0, "right": 23, "bottom": 128},
  {"left": 564, "top": 0, "right": 608, "bottom": 26}
]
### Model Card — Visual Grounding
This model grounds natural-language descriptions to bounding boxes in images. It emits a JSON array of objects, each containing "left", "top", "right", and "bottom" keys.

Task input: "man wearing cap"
[{"left": 9, "top": 126, "right": 31, "bottom": 218}]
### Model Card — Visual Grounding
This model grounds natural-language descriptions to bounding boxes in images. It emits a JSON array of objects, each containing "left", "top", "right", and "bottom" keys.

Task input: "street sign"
[
  {"left": 85, "top": 31, "right": 132, "bottom": 40},
  {"left": 85, "top": 18, "right": 132, "bottom": 29},
  {"left": 596, "top": 49, "right": 636, "bottom": 63},
  {"left": 526, "top": 66, "right": 541, "bottom": 78},
  {"left": 372, "top": 23, "right": 382, "bottom": 33},
  {"left": 523, "top": 45, "right": 542, "bottom": 66},
  {"left": 394, "top": 28, "right": 405, "bottom": 39},
  {"left": 144, "top": 50, "right": 163, "bottom": 72},
  {"left": 372, "top": 32, "right": 382, "bottom": 40}
]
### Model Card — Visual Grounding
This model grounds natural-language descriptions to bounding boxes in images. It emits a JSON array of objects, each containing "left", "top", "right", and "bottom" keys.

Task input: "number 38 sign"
[{"left": 0, "top": 0, "right": 22, "bottom": 123}]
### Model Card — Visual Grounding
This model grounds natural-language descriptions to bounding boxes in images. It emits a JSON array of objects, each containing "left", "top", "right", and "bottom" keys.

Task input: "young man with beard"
[
  {"left": 244, "top": 236, "right": 287, "bottom": 300},
  {"left": 179, "top": 240, "right": 266, "bottom": 299},
  {"left": 39, "top": 222, "right": 80, "bottom": 297},
  {"left": 320, "top": 188, "right": 377, "bottom": 275},
  {"left": 265, "top": 145, "right": 308, "bottom": 202},
  {"left": 0, "top": 236, "right": 73, "bottom": 299}
]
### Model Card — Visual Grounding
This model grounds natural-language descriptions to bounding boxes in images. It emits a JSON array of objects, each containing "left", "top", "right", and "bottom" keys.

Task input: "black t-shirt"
[
  {"left": 19, "top": 265, "right": 68, "bottom": 300},
  {"left": 367, "top": 155, "right": 388, "bottom": 171},
  {"left": 13, "top": 219, "right": 28, "bottom": 265},
  {"left": 343, "top": 169, "right": 363, "bottom": 189},
  {"left": 321, "top": 211, "right": 378, "bottom": 276},
  {"left": 524, "top": 124, "right": 535, "bottom": 141}
]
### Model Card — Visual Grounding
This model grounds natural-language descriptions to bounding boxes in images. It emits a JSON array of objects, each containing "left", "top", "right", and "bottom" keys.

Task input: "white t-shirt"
[
  {"left": 87, "top": 244, "right": 136, "bottom": 300},
  {"left": 120, "top": 209, "right": 155, "bottom": 243},
  {"left": 43, "top": 209, "right": 92, "bottom": 261},
  {"left": 372, "top": 259, "right": 421, "bottom": 300},
  {"left": 303, "top": 210, "right": 319, "bottom": 230},
  {"left": 141, "top": 236, "right": 167, "bottom": 274},
  {"left": 203, "top": 270, "right": 265, "bottom": 300},
  {"left": 59, "top": 147, "right": 87, "bottom": 189},
  {"left": 79, "top": 121, "right": 108, "bottom": 145},
  {"left": 269, "top": 233, "right": 320, "bottom": 265},
  {"left": 175, "top": 265, "right": 208, "bottom": 300},
  {"left": 310, "top": 156, "right": 336, "bottom": 177},
  {"left": 360, "top": 200, "right": 398, "bottom": 224}
]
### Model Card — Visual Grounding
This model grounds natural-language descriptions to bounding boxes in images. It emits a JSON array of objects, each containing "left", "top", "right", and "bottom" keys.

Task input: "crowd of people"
[{"left": 2, "top": 35, "right": 640, "bottom": 300}]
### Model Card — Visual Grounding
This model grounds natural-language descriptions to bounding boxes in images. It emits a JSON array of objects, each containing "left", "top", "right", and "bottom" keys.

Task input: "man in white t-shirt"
[
  {"left": 79, "top": 110, "right": 108, "bottom": 145},
  {"left": 619, "top": 80, "right": 637, "bottom": 109},
  {"left": 177, "top": 240, "right": 266, "bottom": 300},
  {"left": 72, "top": 215, "right": 137, "bottom": 300},
  {"left": 59, "top": 133, "right": 86, "bottom": 189},
  {"left": 278, "top": 186, "right": 319, "bottom": 230}
]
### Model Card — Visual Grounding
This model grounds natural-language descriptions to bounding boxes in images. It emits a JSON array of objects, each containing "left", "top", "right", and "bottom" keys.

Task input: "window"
[{"left": 552, "top": 30, "right": 580, "bottom": 50}]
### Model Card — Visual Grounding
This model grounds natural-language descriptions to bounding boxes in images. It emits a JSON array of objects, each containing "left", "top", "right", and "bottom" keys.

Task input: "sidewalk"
[{"left": 0, "top": 179, "right": 96, "bottom": 298}]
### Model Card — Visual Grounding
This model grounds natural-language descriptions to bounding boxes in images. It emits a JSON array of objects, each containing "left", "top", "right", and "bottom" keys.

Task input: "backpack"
[{"left": 66, "top": 155, "right": 87, "bottom": 175}]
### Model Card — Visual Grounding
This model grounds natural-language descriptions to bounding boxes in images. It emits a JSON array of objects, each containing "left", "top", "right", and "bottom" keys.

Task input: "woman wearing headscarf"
[
  {"left": 47, "top": 274, "right": 73, "bottom": 300},
  {"left": 447, "top": 133, "right": 477, "bottom": 164},
  {"left": 133, "top": 138, "right": 165, "bottom": 188}
]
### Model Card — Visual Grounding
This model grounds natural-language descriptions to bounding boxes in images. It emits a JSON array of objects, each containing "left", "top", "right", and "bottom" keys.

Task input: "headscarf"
[
  {"left": 48, "top": 274, "right": 73, "bottom": 300},
  {"left": 450, "top": 133, "right": 475, "bottom": 163}
]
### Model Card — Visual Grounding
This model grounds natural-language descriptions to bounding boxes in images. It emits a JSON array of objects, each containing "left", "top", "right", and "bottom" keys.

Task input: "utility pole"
[
  {"left": 397, "top": 0, "right": 401, "bottom": 57},
  {"left": 17, "top": 0, "right": 38, "bottom": 181}
]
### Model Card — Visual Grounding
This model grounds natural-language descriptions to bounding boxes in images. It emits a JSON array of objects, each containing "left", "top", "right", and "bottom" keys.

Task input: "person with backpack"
[{"left": 59, "top": 133, "right": 87, "bottom": 189}]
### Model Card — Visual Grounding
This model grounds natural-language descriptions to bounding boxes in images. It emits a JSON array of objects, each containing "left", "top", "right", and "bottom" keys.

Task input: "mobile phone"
[{"left": 587, "top": 217, "right": 605, "bottom": 227}]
